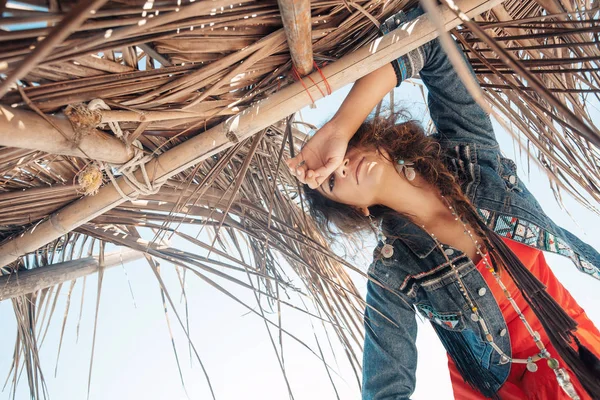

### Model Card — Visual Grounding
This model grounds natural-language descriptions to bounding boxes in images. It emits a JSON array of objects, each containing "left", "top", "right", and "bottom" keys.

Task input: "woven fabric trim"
[{"left": 477, "top": 208, "right": 600, "bottom": 280}]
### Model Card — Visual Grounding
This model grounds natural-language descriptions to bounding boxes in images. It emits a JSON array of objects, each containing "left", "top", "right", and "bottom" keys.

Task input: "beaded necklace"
[{"left": 419, "top": 197, "right": 580, "bottom": 399}]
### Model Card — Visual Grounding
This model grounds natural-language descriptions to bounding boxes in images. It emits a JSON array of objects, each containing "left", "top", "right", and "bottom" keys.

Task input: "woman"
[{"left": 286, "top": 8, "right": 600, "bottom": 400}]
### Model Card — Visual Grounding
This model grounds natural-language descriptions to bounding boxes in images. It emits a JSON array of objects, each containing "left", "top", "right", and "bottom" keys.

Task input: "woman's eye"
[{"left": 328, "top": 175, "right": 335, "bottom": 192}]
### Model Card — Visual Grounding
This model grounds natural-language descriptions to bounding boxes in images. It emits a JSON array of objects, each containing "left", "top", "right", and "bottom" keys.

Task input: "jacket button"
[
  {"left": 444, "top": 248, "right": 454, "bottom": 256},
  {"left": 478, "top": 288, "right": 487, "bottom": 296},
  {"left": 508, "top": 175, "right": 517, "bottom": 185},
  {"left": 381, "top": 244, "right": 394, "bottom": 258},
  {"left": 500, "top": 328, "right": 507, "bottom": 337}
]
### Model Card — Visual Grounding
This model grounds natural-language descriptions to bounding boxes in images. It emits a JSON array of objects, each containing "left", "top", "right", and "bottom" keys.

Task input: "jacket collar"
[{"left": 381, "top": 214, "right": 437, "bottom": 259}]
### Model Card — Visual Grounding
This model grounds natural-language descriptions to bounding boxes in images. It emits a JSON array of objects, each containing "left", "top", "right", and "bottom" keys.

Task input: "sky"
[{"left": 0, "top": 81, "right": 599, "bottom": 400}]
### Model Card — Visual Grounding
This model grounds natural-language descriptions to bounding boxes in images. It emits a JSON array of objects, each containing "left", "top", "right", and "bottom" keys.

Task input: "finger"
[
  {"left": 286, "top": 156, "right": 299, "bottom": 171},
  {"left": 288, "top": 151, "right": 307, "bottom": 171},
  {"left": 314, "top": 174, "right": 326, "bottom": 187},
  {"left": 306, "top": 168, "right": 325, "bottom": 189},
  {"left": 304, "top": 170, "right": 320, "bottom": 188},
  {"left": 313, "top": 159, "right": 339, "bottom": 179},
  {"left": 295, "top": 166, "right": 307, "bottom": 183},
  {"left": 306, "top": 175, "right": 320, "bottom": 189}
]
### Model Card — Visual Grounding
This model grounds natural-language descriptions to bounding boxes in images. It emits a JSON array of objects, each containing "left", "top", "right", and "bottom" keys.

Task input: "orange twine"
[{"left": 291, "top": 61, "right": 332, "bottom": 105}]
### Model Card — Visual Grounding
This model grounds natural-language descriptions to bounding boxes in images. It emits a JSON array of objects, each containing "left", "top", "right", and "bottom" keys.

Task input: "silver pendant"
[
  {"left": 554, "top": 368, "right": 581, "bottom": 400},
  {"left": 381, "top": 244, "right": 394, "bottom": 258},
  {"left": 526, "top": 362, "right": 538, "bottom": 372},
  {"left": 499, "top": 355, "right": 510, "bottom": 365}
]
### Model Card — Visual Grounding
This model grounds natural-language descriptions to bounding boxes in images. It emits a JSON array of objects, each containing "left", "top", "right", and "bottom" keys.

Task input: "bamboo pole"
[
  {"left": 99, "top": 110, "right": 213, "bottom": 123},
  {"left": 277, "top": 0, "right": 313, "bottom": 75},
  {"left": 0, "top": 0, "right": 504, "bottom": 268},
  {"left": 0, "top": 248, "right": 143, "bottom": 300},
  {"left": 0, "top": 105, "right": 134, "bottom": 163}
]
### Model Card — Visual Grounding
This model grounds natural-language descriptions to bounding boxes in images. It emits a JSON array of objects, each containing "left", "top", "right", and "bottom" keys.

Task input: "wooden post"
[
  {"left": 0, "top": 106, "right": 134, "bottom": 164},
  {"left": 0, "top": 0, "right": 505, "bottom": 268},
  {"left": 0, "top": 248, "right": 143, "bottom": 301},
  {"left": 277, "top": 0, "right": 313, "bottom": 75}
]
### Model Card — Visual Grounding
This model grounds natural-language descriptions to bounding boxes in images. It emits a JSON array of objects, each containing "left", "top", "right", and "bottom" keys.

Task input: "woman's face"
[{"left": 316, "top": 145, "right": 395, "bottom": 208}]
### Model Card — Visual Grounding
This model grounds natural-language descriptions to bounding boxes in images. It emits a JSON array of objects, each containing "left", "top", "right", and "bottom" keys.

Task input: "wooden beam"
[
  {"left": 277, "top": 0, "right": 313, "bottom": 75},
  {"left": 0, "top": 249, "right": 143, "bottom": 301},
  {"left": 0, "top": 105, "right": 135, "bottom": 163},
  {"left": 0, "top": 0, "right": 504, "bottom": 268}
]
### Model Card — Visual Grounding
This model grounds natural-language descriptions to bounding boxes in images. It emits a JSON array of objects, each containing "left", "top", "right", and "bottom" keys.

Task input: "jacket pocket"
[{"left": 415, "top": 302, "right": 465, "bottom": 332}]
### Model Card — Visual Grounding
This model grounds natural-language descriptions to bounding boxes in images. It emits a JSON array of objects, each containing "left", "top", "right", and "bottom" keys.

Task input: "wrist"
[{"left": 327, "top": 115, "right": 355, "bottom": 141}]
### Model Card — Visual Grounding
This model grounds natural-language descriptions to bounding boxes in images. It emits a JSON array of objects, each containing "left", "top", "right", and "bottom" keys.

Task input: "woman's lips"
[{"left": 355, "top": 157, "right": 365, "bottom": 185}]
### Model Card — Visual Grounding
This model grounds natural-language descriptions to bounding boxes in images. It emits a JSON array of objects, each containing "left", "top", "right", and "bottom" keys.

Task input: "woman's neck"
[
  {"left": 377, "top": 173, "right": 451, "bottom": 228},
  {"left": 377, "top": 173, "right": 482, "bottom": 263}
]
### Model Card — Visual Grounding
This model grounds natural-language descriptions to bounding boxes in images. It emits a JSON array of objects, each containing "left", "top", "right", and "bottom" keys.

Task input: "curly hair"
[{"left": 303, "top": 113, "right": 489, "bottom": 250}]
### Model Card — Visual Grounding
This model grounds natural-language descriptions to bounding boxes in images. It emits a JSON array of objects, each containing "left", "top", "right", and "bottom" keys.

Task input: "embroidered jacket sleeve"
[{"left": 362, "top": 278, "right": 418, "bottom": 400}]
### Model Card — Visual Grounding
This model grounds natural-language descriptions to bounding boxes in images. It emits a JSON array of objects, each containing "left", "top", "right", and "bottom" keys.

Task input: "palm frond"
[{"left": 0, "top": 0, "right": 599, "bottom": 397}]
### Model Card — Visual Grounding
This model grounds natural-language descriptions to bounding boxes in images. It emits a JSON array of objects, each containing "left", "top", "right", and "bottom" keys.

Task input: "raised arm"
[
  {"left": 286, "top": 35, "right": 425, "bottom": 188},
  {"left": 285, "top": 63, "right": 398, "bottom": 189},
  {"left": 418, "top": 37, "right": 498, "bottom": 147},
  {"left": 383, "top": 7, "right": 498, "bottom": 147},
  {"left": 287, "top": 7, "right": 498, "bottom": 188}
]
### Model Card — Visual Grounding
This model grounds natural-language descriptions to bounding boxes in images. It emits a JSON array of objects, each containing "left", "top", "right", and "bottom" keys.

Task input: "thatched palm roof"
[{"left": 0, "top": 0, "right": 599, "bottom": 397}]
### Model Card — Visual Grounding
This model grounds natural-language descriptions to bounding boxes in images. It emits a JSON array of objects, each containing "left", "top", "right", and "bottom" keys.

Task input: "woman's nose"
[{"left": 335, "top": 158, "right": 350, "bottom": 178}]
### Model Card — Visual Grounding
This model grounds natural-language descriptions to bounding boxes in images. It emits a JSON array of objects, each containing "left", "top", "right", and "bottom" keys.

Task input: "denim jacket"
[{"left": 362, "top": 10, "right": 600, "bottom": 400}]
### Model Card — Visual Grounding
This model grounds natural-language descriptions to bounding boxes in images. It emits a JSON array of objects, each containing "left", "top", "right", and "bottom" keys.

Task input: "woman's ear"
[{"left": 358, "top": 206, "right": 370, "bottom": 217}]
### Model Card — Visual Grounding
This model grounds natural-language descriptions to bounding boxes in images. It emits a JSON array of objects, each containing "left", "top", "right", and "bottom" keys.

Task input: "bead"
[
  {"left": 540, "top": 349, "right": 550, "bottom": 358},
  {"left": 526, "top": 362, "right": 538, "bottom": 372},
  {"left": 485, "top": 333, "right": 493, "bottom": 342},
  {"left": 478, "top": 288, "right": 487, "bottom": 296},
  {"left": 471, "top": 306, "right": 478, "bottom": 312},
  {"left": 470, "top": 313, "right": 479, "bottom": 322},
  {"left": 535, "top": 341, "right": 545, "bottom": 350},
  {"left": 499, "top": 355, "right": 510, "bottom": 364},
  {"left": 397, "top": 159, "right": 405, "bottom": 165},
  {"left": 547, "top": 358, "right": 559, "bottom": 369},
  {"left": 533, "top": 331, "right": 541, "bottom": 341}
]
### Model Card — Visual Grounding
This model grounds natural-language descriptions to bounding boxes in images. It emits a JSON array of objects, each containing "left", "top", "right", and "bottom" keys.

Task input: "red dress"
[{"left": 448, "top": 238, "right": 600, "bottom": 399}]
